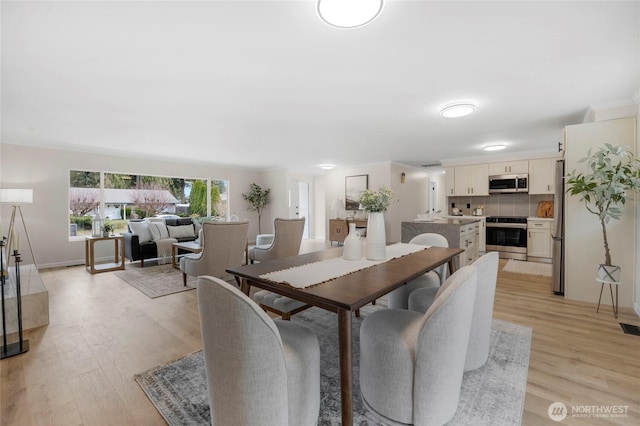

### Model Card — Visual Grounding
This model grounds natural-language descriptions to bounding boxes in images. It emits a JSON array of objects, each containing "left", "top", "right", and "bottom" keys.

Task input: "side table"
[
  {"left": 85, "top": 235, "right": 125, "bottom": 274},
  {"left": 596, "top": 278, "right": 622, "bottom": 318}
]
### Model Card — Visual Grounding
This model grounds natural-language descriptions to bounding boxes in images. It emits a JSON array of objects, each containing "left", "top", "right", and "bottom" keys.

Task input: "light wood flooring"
[{"left": 1, "top": 242, "right": 639, "bottom": 425}]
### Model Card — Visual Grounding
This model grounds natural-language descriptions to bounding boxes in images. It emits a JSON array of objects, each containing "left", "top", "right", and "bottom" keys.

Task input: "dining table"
[{"left": 227, "top": 244, "right": 464, "bottom": 425}]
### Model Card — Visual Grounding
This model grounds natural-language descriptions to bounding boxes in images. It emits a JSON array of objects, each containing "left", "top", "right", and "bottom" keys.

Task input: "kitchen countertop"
[{"left": 413, "top": 217, "right": 480, "bottom": 225}]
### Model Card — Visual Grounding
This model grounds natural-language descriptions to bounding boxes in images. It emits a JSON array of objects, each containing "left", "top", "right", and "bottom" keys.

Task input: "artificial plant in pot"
[
  {"left": 565, "top": 143, "right": 640, "bottom": 282},
  {"left": 242, "top": 183, "right": 270, "bottom": 234},
  {"left": 359, "top": 186, "right": 394, "bottom": 261}
]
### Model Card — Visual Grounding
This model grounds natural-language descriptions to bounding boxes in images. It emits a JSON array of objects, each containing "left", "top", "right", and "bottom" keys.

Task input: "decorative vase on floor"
[
  {"left": 343, "top": 223, "right": 361, "bottom": 261},
  {"left": 366, "top": 212, "right": 386, "bottom": 260}
]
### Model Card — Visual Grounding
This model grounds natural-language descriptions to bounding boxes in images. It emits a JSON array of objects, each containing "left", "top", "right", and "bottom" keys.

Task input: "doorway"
[
  {"left": 429, "top": 180, "right": 438, "bottom": 213},
  {"left": 288, "top": 181, "right": 310, "bottom": 239}
]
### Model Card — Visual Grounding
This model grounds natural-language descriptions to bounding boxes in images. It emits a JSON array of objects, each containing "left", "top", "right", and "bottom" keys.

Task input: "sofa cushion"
[
  {"left": 149, "top": 222, "right": 170, "bottom": 241},
  {"left": 167, "top": 225, "right": 196, "bottom": 239},
  {"left": 129, "top": 221, "right": 153, "bottom": 243}
]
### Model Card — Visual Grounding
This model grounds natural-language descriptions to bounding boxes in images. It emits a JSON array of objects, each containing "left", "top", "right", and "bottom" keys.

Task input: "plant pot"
[
  {"left": 598, "top": 264, "right": 621, "bottom": 282},
  {"left": 366, "top": 212, "right": 386, "bottom": 260},
  {"left": 103, "top": 231, "right": 110, "bottom": 238},
  {"left": 343, "top": 223, "right": 361, "bottom": 261}
]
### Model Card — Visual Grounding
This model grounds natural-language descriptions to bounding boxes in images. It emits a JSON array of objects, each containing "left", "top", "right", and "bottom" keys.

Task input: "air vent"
[{"left": 421, "top": 162, "right": 442, "bottom": 168}]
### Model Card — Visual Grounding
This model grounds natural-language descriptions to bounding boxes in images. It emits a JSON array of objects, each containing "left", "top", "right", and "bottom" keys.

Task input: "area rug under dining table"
[{"left": 135, "top": 303, "right": 532, "bottom": 425}]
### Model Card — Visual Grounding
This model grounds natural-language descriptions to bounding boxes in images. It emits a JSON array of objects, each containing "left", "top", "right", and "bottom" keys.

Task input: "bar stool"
[{"left": 596, "top": 278, "right": 621, "bottom": 318}]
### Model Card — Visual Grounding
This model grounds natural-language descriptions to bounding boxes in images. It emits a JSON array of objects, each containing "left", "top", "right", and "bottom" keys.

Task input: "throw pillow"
[
  {"left": 128, "top": 221, "right": 153, "bottom": 243},
  {"left": 167, "top": 225, "right": 196, "bottom": 239},
  {"left": 148, "top": 222, "right": 168, "bottom": 241}
]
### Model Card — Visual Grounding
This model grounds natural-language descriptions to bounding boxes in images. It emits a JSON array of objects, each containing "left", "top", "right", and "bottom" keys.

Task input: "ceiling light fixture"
[
  {"left": 440, "top": 102, "right": 477, "bottom": 118},
  {"left": 483, "top": 144, "right": 507, "bottom": 151},
  {"left": 317, "top": 0, "right": 384, "bottom": 29},
  {"left": 319, "top": 163, "right": 337, "bottom": 170}
]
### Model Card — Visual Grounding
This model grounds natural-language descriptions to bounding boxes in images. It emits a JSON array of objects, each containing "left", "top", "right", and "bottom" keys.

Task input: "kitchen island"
[{"left": 401, "top": 218, "right": 481, "bottom": 267}]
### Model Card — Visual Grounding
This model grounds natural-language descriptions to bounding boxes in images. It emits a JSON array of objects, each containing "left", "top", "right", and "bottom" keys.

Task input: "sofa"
[{"left": 122, "top": 218, "right": 198, "bottom": 267}]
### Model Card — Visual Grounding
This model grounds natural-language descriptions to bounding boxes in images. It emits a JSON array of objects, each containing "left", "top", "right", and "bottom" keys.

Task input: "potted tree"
[
  {"left": 242, "top": 183, "right": 270, "bottom": 234},
  {"left": 565, "top": 143, "right": 640, "bottom": 282}
]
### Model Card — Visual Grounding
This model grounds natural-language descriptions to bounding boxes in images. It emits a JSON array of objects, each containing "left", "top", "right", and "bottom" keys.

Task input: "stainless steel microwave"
[{"left": 488, "top": 174, "right": 528, "bottom": 193}]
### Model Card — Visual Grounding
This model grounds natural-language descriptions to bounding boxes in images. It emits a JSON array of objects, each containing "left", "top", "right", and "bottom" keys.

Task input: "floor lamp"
[
  {"left": 0, "top": 189, "right": 36, "bottom": 268},
  {"left": 0, "top": 188, "right": 33, "bottom": 358}
]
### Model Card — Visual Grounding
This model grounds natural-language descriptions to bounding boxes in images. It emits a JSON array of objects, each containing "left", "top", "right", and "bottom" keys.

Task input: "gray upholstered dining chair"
[
  {"left": 249, "top": 217, "right": 310, "bottom": 319},
  {"left": 408, "top": 251, "right": 499, "bottom": 371},
  {"left": 387, "top": 232, "right": 450, "bottom": 309},
  {"left": 180, "top": 220, "right": 249, "bottom": 286},
  {"left": 248, "top": 217, "right": 305, "bottom": 263},
  {"left": 359, "top": 265, "right": 477, "bottom": 426},
  {"left": 197, "top": 275, "right": 320, "bottom": 426}
]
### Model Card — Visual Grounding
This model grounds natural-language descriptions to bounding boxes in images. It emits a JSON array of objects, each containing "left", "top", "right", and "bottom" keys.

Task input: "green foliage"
[
  {"left": 566, "top": 143, "right": 640, "bottom": 266},
  {"left": 242, "top": 183, "right": 270, "bottom": 233},
  {"left": 359, "top": 186, "right": 394, "bottom": 213},
  {"left": 101, "top": 220, "right": 115, "bottom": 234},
  {"left": 189, "top": 180, "right": 221, "bottom": 217},
  {"left": 70, "top": 216, "right": 93, "bottom": 227},
  {"left": 70, "top": 170, "right": 99, "bottom": 188}
]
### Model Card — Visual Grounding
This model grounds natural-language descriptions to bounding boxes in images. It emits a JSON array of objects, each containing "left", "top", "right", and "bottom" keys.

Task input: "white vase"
[
  {"left": 343, "top": 223, "right": 361, "bottom": 261},
  {"left": 366, "top": 212, "right": 386, "bottom": 260}
]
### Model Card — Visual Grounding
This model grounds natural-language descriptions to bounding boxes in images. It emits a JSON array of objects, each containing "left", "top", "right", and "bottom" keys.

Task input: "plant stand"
[{"left": 596, "top": 278, "right": 621, "bottom": 318}]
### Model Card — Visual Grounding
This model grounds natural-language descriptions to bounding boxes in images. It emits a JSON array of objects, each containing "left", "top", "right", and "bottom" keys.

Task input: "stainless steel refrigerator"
[{"left": 551, "top": 159, "right": 564, "bottom": 295}]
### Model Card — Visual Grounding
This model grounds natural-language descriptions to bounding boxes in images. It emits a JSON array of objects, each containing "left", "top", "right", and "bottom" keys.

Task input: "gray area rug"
[
  {"left": 114, "top": 264, "right": 196, "bottom": 298},
  {"left": 135, "top": 303, "right": 532, "bottom": 425}
]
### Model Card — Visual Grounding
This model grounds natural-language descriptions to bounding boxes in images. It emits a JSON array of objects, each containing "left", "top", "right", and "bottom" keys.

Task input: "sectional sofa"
[{"left": 122, "top": 218, "right": 198, "bottom": 267}]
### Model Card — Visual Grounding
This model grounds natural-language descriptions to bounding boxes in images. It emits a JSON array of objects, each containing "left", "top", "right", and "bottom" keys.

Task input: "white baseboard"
[{"left": 634, "top": 302, "right": 640, "bottom": 318}]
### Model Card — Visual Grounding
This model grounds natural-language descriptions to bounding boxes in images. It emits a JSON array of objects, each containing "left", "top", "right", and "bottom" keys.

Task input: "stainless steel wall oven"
[{"left": 486, "top": 216, "right": 527, "bottom": 260}]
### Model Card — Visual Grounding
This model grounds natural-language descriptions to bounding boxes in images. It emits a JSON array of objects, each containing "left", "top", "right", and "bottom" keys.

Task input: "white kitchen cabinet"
[
  {"left": 477, "top": 217, "right": 486, "bottom": 252},
  {"left": 489, "top": 160, "right": 529, "bottom": 175},
  {"left": 444, "top": 167, "right": 455, "bottom": 196},
  {"left": 453, "top": 164, "right": 489, "bottom": 196},
  {"left": 459, "top": 222, "right": 479, "bottom": 267},
  {"left": 527, "top": 219, "right": 552, "bottom": 261},
  {"left": 529, "top": 158, "right": 556, "bottom": 194}
]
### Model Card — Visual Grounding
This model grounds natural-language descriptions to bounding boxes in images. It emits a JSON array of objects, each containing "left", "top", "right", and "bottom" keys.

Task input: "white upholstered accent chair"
[
  {"left": 180, "top": 220, "right": 249, "bottom": 286},
  {"left": 197, "top": 276, "right": 320, "bottom": 426},
  {"left": 248, "top": 217, "right": 305, "bottom": 263},
  {"left": 359, "top": 265, "right": 477, "bottom": 426},
  {"left": 387, "top": 233, "right": 450, "bottom": 309},
  {"left": 408, "top": 251, "right": 499, "bottom": 371}
]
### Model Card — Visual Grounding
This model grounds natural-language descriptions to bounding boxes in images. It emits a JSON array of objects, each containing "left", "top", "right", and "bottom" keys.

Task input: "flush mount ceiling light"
[
  {"left": 317, "top": 0, "right": 384, "bottom": 29},
  {"left": 440, "top": 102, "right": 477, "bottom": 118},
  {"left": 483, "top": 144, "right": 507, "bottom": 151},
  {"left": 319, "top": 163, "right": 337, "bottom": 170}
]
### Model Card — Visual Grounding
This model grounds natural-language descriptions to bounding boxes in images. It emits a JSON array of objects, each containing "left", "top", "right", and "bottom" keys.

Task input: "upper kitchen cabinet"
[
  {"left": 529, "top": 158, "right": 557, "bottom": 194},
  {"left": 489, "top": 160, "right": 529, "bottom": 175},
  {"left": 453, "top": 164, "right": 489, "bottom": 196},
  {"left": 444, "top": 167, "right": 455, "bottom": 196}
]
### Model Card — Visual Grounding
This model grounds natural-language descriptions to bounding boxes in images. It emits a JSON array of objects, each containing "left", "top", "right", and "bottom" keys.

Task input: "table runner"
[{"left": 260, "top": 243, "right": 428, "bottom": 289}]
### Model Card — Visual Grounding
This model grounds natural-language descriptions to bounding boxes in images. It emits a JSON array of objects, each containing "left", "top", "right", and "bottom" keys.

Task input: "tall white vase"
[{"left": 366, "top": 212, "right": 386, "bottom": 260}]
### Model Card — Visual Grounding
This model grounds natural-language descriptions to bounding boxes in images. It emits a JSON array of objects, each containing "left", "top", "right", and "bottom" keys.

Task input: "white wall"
[
  {"left": 564, "top": 117, "right": 637, "bottom": 308},
  {"left": 0, "top": 143, "right": 263, "bottom": 268}
]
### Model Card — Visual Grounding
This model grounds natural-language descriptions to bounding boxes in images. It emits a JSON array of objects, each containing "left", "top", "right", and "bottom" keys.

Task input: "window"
[
  {"left": 69, "top": 170, "right": 229, "bottom": 239},
  {"left": 69, "top": 170, "right": 100, "bottom": 237}
]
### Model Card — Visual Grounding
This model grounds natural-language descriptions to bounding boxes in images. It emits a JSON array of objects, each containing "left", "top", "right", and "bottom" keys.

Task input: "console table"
[
  {"left": 329, "top": 219, "right": 367, "bottom": 244},
  {"left": 85, "top": 235, "right": 125, "bottom": 274}
]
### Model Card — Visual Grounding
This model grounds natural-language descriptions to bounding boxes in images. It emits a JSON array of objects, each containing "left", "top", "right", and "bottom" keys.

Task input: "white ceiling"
[{"left": 2, "top": 0, "right": 639, "bottom": 172}]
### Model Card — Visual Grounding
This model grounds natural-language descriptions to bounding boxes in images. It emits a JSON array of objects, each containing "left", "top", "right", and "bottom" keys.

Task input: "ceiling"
[{"left": 2, "top": 0, "right": 639, "bottom": 172}]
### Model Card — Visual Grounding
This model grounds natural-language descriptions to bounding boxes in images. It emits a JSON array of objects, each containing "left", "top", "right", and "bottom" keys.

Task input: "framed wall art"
[{"left": 345, "top": 175, "right": 368, "bottom": 210}]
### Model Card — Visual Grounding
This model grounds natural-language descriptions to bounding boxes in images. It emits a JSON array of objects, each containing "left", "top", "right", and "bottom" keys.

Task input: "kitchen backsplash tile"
[{"left": 448, "top": 193, "right": 553, "bottom": 217}]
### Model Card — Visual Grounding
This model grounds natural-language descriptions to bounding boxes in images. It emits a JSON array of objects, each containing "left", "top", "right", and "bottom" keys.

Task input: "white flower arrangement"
[{"left": 359, "top": 186, "right": 394, "bottom": 213}]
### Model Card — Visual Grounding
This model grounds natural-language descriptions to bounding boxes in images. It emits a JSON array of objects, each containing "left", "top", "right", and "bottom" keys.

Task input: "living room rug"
[
  {"left": 113, "top": 264, "right": 196, "bottom": 298},
  {"left": 134, "top": 303, "right": 532, "bottom": 425},
  {"left": 503, "top": 259, "right": 552, "bottom": 277}
]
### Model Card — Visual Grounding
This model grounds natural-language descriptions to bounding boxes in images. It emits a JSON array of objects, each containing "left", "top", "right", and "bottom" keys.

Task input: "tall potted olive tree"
[
  {"left": 565, "top": 143, "right": 640, "bottom": 282},
  {"left": 242, "top": 183, "right": 270, "bottom": 234}
]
